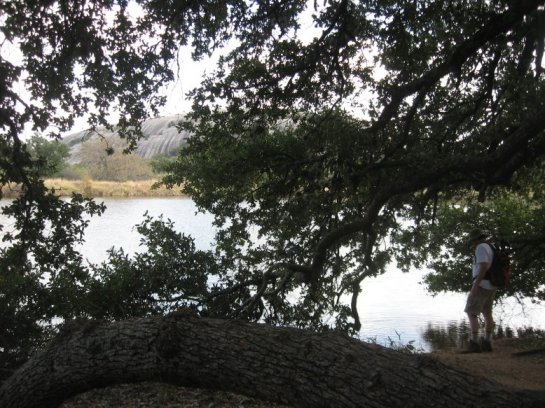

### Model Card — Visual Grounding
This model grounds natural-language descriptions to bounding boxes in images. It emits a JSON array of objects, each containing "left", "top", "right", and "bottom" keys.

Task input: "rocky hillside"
[{"left": 62, "top": 115, "right": 190, "bottom": 164}]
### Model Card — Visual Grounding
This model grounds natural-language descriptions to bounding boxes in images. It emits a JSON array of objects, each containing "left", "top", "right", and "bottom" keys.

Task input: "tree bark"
[{"left": 0, "top": 316, "right": 543, "bottom": 408}]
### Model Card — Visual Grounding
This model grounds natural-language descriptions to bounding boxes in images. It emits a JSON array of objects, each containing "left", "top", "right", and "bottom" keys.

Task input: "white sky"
[{"left": 158, "top": 1, "right": 322, "bottom": 117}]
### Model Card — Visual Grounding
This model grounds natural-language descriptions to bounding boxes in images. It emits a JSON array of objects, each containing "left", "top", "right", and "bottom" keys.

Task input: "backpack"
[{"left": 484, "top": 242, "right": 513, "bottom": 288}]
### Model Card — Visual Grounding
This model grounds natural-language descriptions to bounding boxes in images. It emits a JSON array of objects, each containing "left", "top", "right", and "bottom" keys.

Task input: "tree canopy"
[
  {"left": 164, "top": 0, "right": 545, "bottom": 329},
  {"left": 1, "top": 0, "right": 545, "bottom": 381}
]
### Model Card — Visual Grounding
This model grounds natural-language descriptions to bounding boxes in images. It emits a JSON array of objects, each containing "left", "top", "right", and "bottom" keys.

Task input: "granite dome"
[{"left": 63, "top": 115, "right": 190, "bottom": 164}]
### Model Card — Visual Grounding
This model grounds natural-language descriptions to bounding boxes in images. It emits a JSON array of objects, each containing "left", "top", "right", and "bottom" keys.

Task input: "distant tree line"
[{"left": 27, "top": 134, "right": 175, "bottom": 182}]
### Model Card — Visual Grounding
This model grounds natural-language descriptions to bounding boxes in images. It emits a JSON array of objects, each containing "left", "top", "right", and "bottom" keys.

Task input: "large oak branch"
[
  {"left": 372, "top": 0, "right": 545, "bottom": 131},
  {"left": 1, "top": 316, "right": 543, "bottom": 408}
]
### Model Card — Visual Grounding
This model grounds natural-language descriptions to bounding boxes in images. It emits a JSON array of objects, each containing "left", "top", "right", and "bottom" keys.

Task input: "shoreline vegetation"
[{"left": 1, "top": 178, "right": 185, "bottom": 198}]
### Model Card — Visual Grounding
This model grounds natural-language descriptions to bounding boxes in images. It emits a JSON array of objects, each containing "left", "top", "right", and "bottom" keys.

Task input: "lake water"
[{"left": 2, "top": 197, "right": 544, "bottom": 350}]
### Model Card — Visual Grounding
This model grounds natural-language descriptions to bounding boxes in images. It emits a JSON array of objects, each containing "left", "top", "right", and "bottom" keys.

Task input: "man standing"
[{"left": 464, "top": 228, "right": 497, "bottom": 353}]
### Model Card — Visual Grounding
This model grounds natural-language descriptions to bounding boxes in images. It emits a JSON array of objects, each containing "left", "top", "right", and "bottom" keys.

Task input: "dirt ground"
[{"left": 430, "top": 337, "right": 545, "bottom": 391}]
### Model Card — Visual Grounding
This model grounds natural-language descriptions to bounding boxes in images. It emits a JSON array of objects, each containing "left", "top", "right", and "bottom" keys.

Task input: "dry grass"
[{"left": 1, "top": 179, "right": 184, "bottom": 198}]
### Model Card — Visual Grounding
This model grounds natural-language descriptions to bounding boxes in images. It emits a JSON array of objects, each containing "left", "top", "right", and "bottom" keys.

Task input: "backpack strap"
[{"left": 483, "top": 242, "right": 495, "bottom": 281}]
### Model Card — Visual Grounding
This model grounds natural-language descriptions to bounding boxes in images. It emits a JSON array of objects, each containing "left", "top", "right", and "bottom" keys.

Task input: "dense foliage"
[
  {"left": 1, "top": 0, "right": 544, "bottom": 381},
  {"left": 418, "top": 165, "right": 545, "bottom": 302},
  {"left": 26, "top": 135, "right": 70, "bottom": 178},
  {"left": 164, "top": 0, "right": 545, "bottom": 329}
]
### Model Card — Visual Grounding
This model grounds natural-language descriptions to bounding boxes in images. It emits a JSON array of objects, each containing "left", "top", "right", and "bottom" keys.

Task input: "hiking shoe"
[
  {"left": 480, "top": 338, "right": 493, "bottom": 352},
  {"left": 461, "top": 339, "right": 482, "bottom": 354}
]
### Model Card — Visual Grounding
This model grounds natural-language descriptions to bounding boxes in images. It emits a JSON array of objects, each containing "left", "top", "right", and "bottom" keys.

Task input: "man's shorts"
[{"left": 464, "top": 287, "right": 496, "bottom": 315}]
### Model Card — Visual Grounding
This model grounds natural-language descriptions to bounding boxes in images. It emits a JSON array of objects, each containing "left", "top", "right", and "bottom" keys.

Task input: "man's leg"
[
  {"left": 464, "top": 294, "right": 483, "bottom": 353},
  {"left": 467, "top": 312, "right": 480, "bottom": 342},
  {"left": 483, "top": 312, "right": 494, "bottom": 338},
  {"left": 481, "top": 309, "right": 495, "bottom": 352},
  {"left": 479, "top": 288, "right": 496, "bottom": 351}
]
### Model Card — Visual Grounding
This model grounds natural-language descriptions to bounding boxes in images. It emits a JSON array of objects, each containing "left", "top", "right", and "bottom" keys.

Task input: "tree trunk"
[{"left": 0, "top": 316, "right": 542, "bottom": 408}]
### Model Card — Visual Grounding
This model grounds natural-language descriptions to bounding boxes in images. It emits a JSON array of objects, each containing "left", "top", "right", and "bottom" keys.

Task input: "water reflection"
[
  {"left": 422, "top": 321, "right": 470, "bottom": 351},
  {"left": 422, "top": 320, "right": 526, "bottom": 351}
]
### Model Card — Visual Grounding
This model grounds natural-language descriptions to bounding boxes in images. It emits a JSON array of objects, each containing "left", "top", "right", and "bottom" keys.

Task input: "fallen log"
[{"left": 0, "top": 316, "right": 543, "bottom": 408}]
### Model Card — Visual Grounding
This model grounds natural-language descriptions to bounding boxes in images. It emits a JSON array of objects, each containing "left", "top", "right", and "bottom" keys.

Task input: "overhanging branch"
[{"left": 370, "top": 0, "right": 545, "bottom": 133}]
